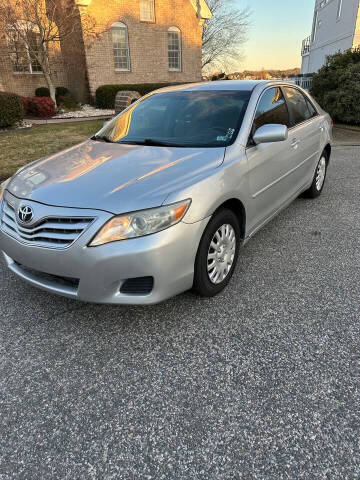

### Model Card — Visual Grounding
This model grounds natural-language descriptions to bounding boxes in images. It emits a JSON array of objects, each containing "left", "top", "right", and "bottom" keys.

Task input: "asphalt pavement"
[{"left": 0, "top": 146, "right": 359, "bottom": 479}]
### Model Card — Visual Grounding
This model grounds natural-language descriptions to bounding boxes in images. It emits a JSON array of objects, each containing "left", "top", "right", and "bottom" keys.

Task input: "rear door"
[{"left": 281, "top": 86, "right": 322, "bottom": 190}]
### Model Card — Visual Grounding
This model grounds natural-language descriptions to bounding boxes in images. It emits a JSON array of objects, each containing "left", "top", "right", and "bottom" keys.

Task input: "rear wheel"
[
  {"left": 303, "top": 152, "right": 328, "bottom": 198},
  {"left": 193, "top": 209, "right": 241, "bottom": 297}
]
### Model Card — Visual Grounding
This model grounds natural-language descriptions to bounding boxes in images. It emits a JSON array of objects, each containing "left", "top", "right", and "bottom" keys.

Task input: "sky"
[{"left": 239, "top": 0, "right": 315, "bottom": 71}]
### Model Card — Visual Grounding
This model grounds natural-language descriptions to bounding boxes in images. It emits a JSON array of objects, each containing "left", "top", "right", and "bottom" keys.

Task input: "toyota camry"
[{"left": 0, "top": 81, "right": 332, "bottom": 304}]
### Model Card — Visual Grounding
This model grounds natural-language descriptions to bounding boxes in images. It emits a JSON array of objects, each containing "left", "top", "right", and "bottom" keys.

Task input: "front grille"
[
  {"left": 120, "top": 277, "right": 154, "bottom": 295},
  {"left": 0, "top": 199, "right": 94, "bottom": 249}
]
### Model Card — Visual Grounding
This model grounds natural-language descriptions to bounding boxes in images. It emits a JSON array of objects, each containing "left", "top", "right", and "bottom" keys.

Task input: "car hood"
[{"left": 7, "top": 140, "right": 225, "bottom": 214}]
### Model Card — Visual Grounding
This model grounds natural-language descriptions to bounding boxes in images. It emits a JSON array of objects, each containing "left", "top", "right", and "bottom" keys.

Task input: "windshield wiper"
[
  {"left": 119, "top": 138, "right": 184, "bottom": 147},
  {"left": 91, "top": 135, "right": 114, "bottom": 143}
]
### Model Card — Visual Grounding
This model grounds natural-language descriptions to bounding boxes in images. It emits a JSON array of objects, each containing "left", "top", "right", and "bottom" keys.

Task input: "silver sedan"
[{"left": 0, "top": 81, "right": 332, "bottom": 304}]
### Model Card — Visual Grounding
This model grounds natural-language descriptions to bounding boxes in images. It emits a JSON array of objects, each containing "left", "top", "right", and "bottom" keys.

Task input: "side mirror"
[{"left": 253, "top": 124, "right": 288, "bottom": 145}]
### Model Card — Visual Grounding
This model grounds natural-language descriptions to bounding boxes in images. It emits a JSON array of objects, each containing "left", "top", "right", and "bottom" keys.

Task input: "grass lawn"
[{"left": 0, "top": 119, "right": 103, "bottom": 180}]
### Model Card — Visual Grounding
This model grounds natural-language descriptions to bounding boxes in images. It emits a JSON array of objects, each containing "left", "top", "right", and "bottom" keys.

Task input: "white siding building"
[{"left": 301, "top": 0, "right": 360, "bottom": 74}]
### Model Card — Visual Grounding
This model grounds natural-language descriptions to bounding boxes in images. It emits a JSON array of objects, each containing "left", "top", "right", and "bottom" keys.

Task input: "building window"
[
  {"left": 112, "top": 22, "right": 130, "bottom": 71},
  {"left": 140, "top": 0, "right": 155, "bottom": 22},
  {"left": 168, "top": 27, "right": 181, "bottom": 71},
  {"left": 337, "top": 0, "right": 343, "bottom": 19},
  {"left": 311, "top": 10, "right": 318, "bottom": 42},
  {"left": 7, "top": 28, "right": 42, "bottom": 74}
]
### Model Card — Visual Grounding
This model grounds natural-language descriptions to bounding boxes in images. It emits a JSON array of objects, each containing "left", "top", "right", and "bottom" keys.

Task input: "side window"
[
  {"left": 253, "top": 87, "right": 290, "bottom": 132},
  {"left": 283, "top": 87, "right": 313, "bottom": 125}
]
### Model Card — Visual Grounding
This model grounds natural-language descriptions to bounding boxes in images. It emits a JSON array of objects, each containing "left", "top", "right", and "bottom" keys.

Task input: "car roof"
[{"left": 154, "top": 80, "right": 290, "bottom": 93}]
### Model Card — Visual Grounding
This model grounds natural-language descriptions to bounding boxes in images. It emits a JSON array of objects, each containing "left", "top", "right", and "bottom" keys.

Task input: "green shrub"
[
  {"left": 310, "top": 47, "right": 360, "bottom": 124},
  {"left": 35, "top": 87, "right": 50, "bottom": 97},
  {"left": 55, "top": 86, "right": 69, "bottom": 97},
  {"left": 58, "top": 95, "right": 78, "bottom": 110},
  {"left": 95, "top": 83, "right": 183, "bottom": 109},
  {"left": 21, "top": 97, "right": 33, "bottom": 115},
  {"left": 55, "top": 86, "right": 70, "bottom": 104},
  {"left": 0, "top": 92, "right": 25, "bottom": 127}
]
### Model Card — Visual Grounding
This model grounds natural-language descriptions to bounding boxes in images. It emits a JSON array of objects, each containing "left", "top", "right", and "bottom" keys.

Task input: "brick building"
[{"left": 0, "top": 0, "right": 211, "bottom": 102}]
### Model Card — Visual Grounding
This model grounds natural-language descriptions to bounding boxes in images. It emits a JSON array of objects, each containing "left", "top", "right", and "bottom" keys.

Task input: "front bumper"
[{"left": 0, "top": 198, "right": 209, "bottom": 305}]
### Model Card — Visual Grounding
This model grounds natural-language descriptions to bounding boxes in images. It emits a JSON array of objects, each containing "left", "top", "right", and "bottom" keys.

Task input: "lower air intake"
[
  {"left": 120, "top": 277, "right": 154, "bottom": 295},
  {"left": 14, "top": 262, "right": 80, "bottom": 289}
]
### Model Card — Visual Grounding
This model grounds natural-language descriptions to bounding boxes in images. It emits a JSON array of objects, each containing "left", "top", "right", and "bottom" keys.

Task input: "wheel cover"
[
  {"left": 207, "top": 224, "right": 236, "bottom": 284},
  {"left": 316, "top": 156, "right": 326, "bottom": 191}
]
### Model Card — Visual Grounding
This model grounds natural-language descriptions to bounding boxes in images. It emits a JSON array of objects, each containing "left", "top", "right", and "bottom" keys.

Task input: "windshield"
[{"left": 94, "top": 90, "right": 251, "bottom": 148}]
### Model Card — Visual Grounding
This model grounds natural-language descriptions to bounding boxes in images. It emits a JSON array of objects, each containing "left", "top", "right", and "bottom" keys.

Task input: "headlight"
[
  {"left": 89, "top": 199, "right": 191, "bottom": 247},
  {"left": 0, "top": 178, "right": 10, "bottom": 202}
]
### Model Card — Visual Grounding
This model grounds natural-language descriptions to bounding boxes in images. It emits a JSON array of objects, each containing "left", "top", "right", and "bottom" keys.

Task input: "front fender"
[{"left": 164, "top": 148, "right": 250, "bottom": 225}]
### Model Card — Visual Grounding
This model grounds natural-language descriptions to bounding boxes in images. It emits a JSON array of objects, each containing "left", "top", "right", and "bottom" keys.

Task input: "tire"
[
  {"left": 302, "top": 151, "right": 328, "bottom": 199},
  {"left": 193, "top": 209, "right": 241, "bottom": 297}
]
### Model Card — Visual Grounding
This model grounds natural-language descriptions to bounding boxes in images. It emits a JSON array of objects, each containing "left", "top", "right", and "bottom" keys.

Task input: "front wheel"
[
  {"left": 303, "top": 152, "right": 328, "bottom": 198},
  {"left": 193, "top": 209, "right": 241, "bottom": 297}
]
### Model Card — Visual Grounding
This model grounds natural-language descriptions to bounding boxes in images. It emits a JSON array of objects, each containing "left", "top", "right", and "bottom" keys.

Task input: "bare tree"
[
  {"left": 0, "top": 0, "right": 97, "bottom": 105},
  {"left": 202, "top": 0, "right": 251, "bottom": 75}
]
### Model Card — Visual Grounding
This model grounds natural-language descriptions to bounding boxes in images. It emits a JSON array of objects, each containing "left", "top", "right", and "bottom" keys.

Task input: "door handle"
[{"left": 291, "top": 138, "right": 300, "bottom": 149}]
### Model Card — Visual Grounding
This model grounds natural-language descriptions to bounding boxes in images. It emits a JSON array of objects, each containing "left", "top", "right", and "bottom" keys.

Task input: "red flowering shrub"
[
  {"left": 20, "top": 96, "right": 55, "bottom": 118},
  {"left": 31, "top": 96, "right": 55, "bottom": 118}
]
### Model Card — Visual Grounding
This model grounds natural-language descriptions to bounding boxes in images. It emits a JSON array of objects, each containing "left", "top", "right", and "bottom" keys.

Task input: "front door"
[{"left": 246, "top": 87, "right": 295, "bottom": 231}]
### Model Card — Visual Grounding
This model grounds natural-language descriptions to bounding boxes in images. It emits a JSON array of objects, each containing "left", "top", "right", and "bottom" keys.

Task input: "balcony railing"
[
  {"left": 295, "top": 74, "right": 313, "bottom": 91},
  {"left": 301, "top": 36, "right": 311, "bottom": 56}
]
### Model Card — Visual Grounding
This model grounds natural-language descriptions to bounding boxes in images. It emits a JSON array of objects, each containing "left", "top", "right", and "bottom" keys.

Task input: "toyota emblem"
[{"left": 18, "top": 205, "right": 34, "bottom": 224}]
